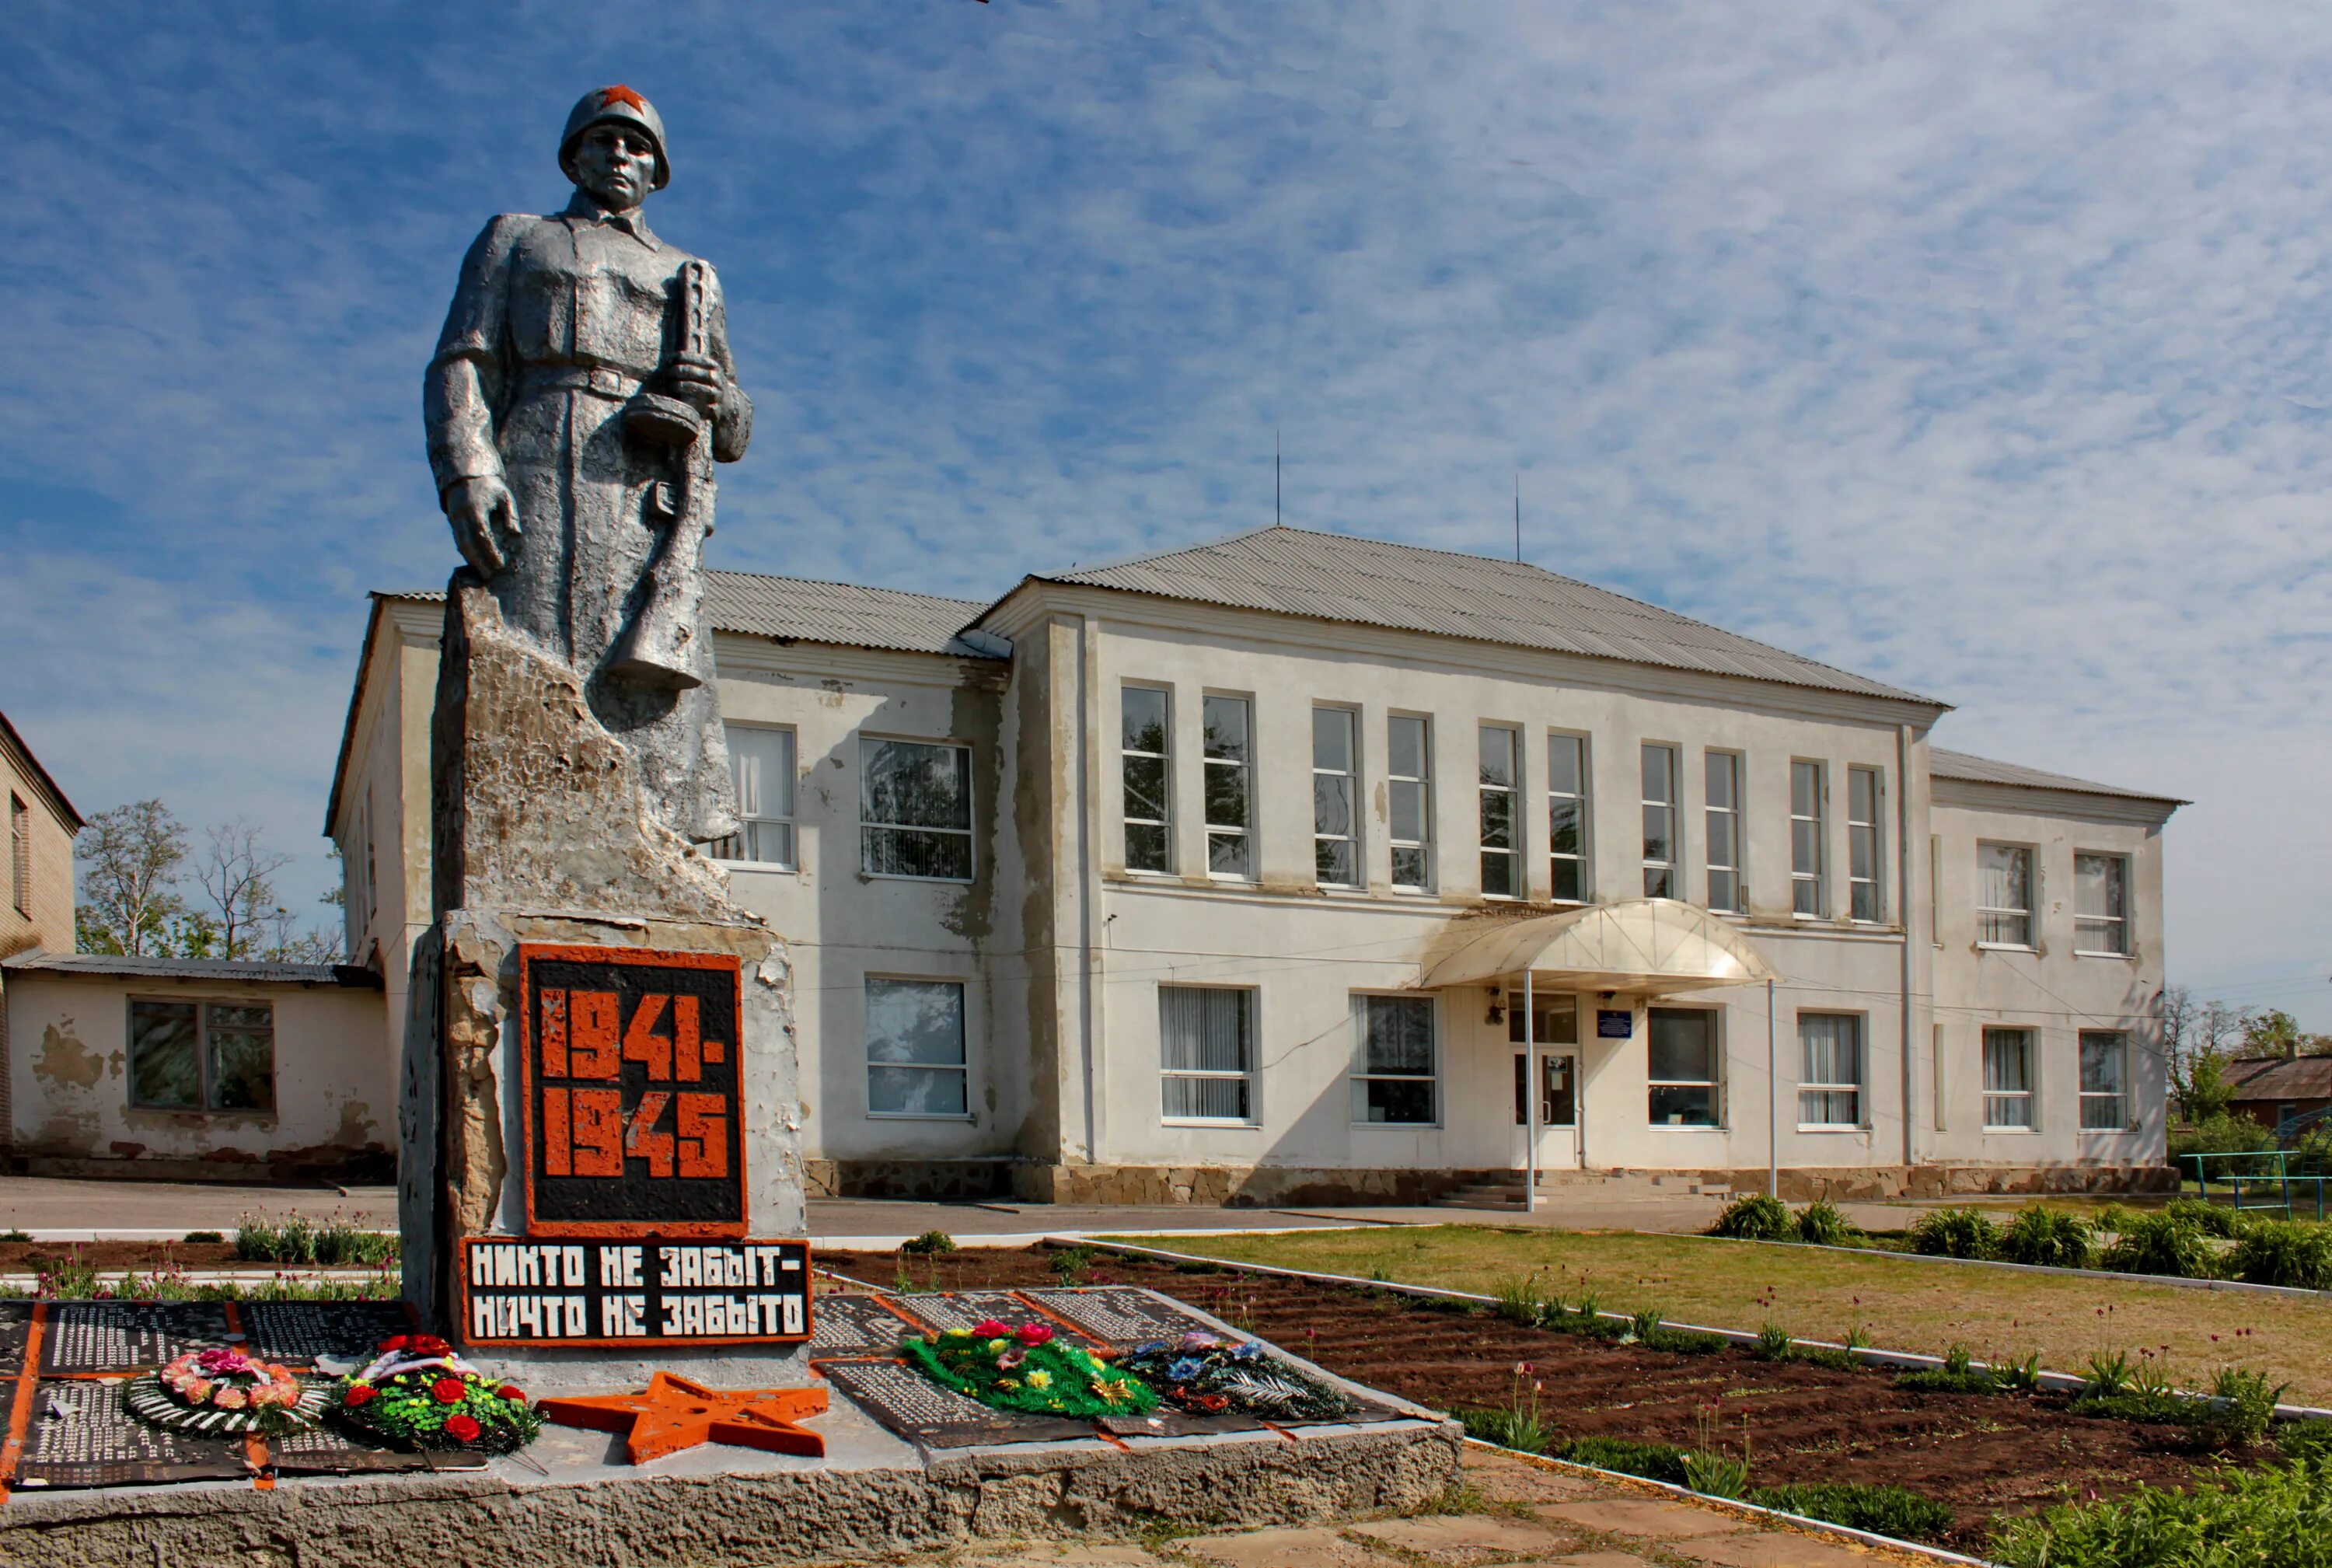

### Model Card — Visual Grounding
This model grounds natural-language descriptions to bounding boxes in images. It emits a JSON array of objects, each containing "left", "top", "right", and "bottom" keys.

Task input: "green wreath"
[{"left": 900, "top": 1319, "right": 1157, "bottom": 1420}]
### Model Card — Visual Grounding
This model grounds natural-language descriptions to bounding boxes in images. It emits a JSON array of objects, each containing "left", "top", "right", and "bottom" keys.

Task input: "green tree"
[{"left": 74, "top": 800, "right": 189, "bottom": 956}]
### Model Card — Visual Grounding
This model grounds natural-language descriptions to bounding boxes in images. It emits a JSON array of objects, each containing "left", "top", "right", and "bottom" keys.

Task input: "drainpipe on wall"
[
  {"left": 1899, "top": 722, "right": 1917, "bottom": 1173},
  {"left": 1523, "top": 970, "right": 1537, "bottom": 1212},
  {"left": 1766, "top": 976, "right": 1779, "bottom": 1200}
]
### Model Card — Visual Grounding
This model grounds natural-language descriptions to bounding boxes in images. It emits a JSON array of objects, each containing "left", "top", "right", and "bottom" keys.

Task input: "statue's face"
[{"left": 570, "top": 122, "right": 659, "bottom": 211}]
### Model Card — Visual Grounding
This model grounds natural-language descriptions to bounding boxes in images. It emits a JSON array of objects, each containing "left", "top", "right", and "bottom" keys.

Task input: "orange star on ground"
[{"left": 538, "top": 1372, "right": 828, "bottom": 1464}]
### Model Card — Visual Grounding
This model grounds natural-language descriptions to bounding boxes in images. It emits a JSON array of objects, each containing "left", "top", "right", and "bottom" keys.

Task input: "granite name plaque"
[
  {"left": 806, "top": 1294, "right": 916, "bottom": 1359},
  {"left": 881, "top": 1291, "right": 1048, "bottom": 1337},
  {"left": 242, "top": 1301, "right": 417, "bottom": 1365},
  {"left": 14, "top": 1381, "right": 250, "bottom": 1489},
  {"left": 268, "top": 1412, "right": 431, "bottom": 1476},
  {"left": 459, "top": 1238, "right": 810, "bottom": 1346},
  {"left": 817, "top": 1359, "right": 1094, "bottom": 1449},
  {"left": 1016, "top": 1287, "right": 1224, "bottom": 1350},
  {"left": 40, "top": 1303, "right": 230, "bottom": 1375},
  {"left": 518, "top": 944, "right": 749, "bottom": 1238}
]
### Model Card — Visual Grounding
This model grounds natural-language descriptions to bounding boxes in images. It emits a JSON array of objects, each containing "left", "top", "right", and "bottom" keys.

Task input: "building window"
[
  {"left": 1790, "top": 760, "right": 1826, "bottom": 917},
  {"left": 1506, "top": 990, "right": 1580, "bottom": 1046},
  {"left": 2079, "top": 1031, "right": 2128, "bottom": 1130},
  {"left": 716, "top": 725, "right": 797, "bottom": 868},
  {"left": 1547, "top": 733, "right": 1589, "bottom": 902},
  {"left": 1648, "top": 1008, "right": 1719, "bottom": 1126},
  {"left": 1388, "top": 715, "right": 1433, "bottom": 891},
  {"left": 1799, "top": 1013, "right": 1865, "bottom": 1127},
  {"left": 1312, "top": 707, "right": 1360, "bottom": 887},
  {"left": 9, "top": 792, "right": 28, "bottom": 917},
  {"left": 1847, "top": 766, "right": 1883, "bottom": 922},
  {"left": 1982, "top": 1027, "right": 2035, "bottom": 1130},
  {"left": 1202, "top": 696, "right": 1253, "bottom": 879},
  {"left": 1641, "top": 743, "right": 1679, "bottom": 899},
  {"left": 1978, "top": 843, "right": 2035, "bottom": 947},
  {"left": 1352, "top": 995, "right": 1437, "bottom": 1125},
  {"left": 1703, "top": 753, "right": 1743, "bottom": 913},
  {"left": 128, "top": 998, "right": 275, "bottom": 1113},
  {"left": 2075, "top": 854, "right": 2130, "bottom": 955},
  {"left": 861, "top": 738, "right": 973, "bottom": 881},
  {"left": 864, "top": 979, "right": 969, "bottom": 1117},
  {"left": 1159, "top": 987, "right": 1255, "bottom": 1123},
  {"left": 1479, "top": 726, "right": 1520, "bottom": 898},
  {"left": 1121, "top": 687, "right": 1172, "bottom": 874}
]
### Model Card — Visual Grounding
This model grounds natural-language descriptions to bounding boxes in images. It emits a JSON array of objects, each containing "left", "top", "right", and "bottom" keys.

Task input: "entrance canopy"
[{"left": 1417, "top": 898, "right": 1782, "bottom": 997}]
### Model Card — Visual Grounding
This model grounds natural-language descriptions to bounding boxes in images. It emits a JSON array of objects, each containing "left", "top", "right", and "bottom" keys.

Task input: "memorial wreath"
[
  {"left": 127, "top": 1346, "right": 328, "bottom": 1437},
  {"left": 899, "top": 1319, "right": 1158, "bottom": 1420},
  {"left": 332, "top": 1334, "right": 543, "bottom": 1453},
  {"left": 1118, "top": 1331, "right": 1355, "bottom": 1421}
]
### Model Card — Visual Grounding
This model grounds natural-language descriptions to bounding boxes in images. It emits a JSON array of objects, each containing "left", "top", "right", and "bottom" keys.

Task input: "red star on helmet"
[{"left": 598, "top": 84, "right": 647, "bottom": 112}]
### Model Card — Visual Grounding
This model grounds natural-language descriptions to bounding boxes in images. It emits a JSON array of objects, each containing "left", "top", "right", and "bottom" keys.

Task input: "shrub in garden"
[
  {"left": 1555, "top": 1435, "right": 1690, "bottom": 1484},
  {"left": 1998, "top": 1205, "right": 2095, "bottom": 1269},
  {"left": 2181, "top": 1367, "right": 2285, "bottom": 1451},
  {"left": 1750, "top": 1482, "right": 1955, "bottom": 1542},
  {"left": 1754, "top": 1322, "right": 1796, "bottom": 1361},
  {"left": 1908, "top": 1206, "right": 1998, "bottom": 1259},
  {"left": 2100, "top": 1211, "right": 2220, "bottom": 1280},
  {"left": 2166, "top": 1197, "right": 2253, "bottom": 1239},
  {"left": 1796, "top": 1199, "right": 1859, "bottom": 1247},
  {"left": 1048, "top": 1244, "right": 1096, "bottom": 1284},
  {"left": 1489, "top": 1273, "right": 1549, "bottom": 1325},
  {"left": 1991, "top": 1456, "right": 2332, "bottom": 1567},
  {"left": 901, "top": 1230, "right": 958, "bottom": 1255},
  {"left": 1681, "top": 1447, "right": 1749, "bottom": 1500},
  {"left": 2277, "top": 1420, "right": 2332, "bottom": 1461},
  {"left": 2232, "top": 1220, "right": 2332, "bottom": 1290},
  {"left": 233, "top": 1215, "right": 396, "bottom": 1267},
  {"left": 1895, "top": 1343, "right": 1998, "bottom": 1395},
  {"left": 1709, "top": 1193, "right": 1793, "bottom": 1241}
]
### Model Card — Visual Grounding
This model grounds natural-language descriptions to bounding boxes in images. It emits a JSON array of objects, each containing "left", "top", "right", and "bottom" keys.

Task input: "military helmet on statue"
[{"left": 559, "top": 84, "right": 670, "bottom": 190}]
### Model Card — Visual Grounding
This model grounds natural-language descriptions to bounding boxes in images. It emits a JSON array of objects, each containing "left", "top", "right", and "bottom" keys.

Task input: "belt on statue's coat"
[{"left": 519, "top": 365, "right": 648, "bottom": 400}]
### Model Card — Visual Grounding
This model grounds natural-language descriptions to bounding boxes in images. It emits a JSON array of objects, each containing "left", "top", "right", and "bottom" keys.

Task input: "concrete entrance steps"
[{"left": 1431, "top": 1170, "right": 1738, "bottom": 1210}]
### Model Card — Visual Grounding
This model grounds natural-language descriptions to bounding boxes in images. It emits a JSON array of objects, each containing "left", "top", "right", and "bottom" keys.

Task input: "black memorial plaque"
[
  {"left": 807, "top": 1295, "right": 914, "bottom": 1359},
  {"left": 883, "top": 1291, "right": 1051, "bottom": 1337},
  {"left": 460, "top": 1237, "right": 810, "bottom": 1347},
  {"left": 1018, "top": 1287, "right": 1226, "bottom": 1350},
  {"left": 1100, "top": 1407, "right": 1269, "bottom": 1437},
  {"left": 519, "top": 944, "right": 748, "bottom": 1238},
  {"left": 819, "top": 1359, "right": 1094, "bottom": 1448},
  {"left": 14, "top": 1381, "right": 250, "bottom": 1490},
  {"left": 40, "top": 1302, "right": 231, "bottom": 1374},
  {"left": 269, "top": 1404, "right": 431, "bottom": 1476},
  {"left": 242, "top": 1301, "right": 416, "bottom": 1365},
  {"left": 0, "top": 1301, "right": 33, "bottom": 1370}
]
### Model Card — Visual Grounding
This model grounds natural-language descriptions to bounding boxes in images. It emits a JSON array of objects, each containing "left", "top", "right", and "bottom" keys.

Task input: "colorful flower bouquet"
[
  {"left": 1118, "top": 1331, "right": 1355, "bottom": 1421},
  {"left": 126, "top": 1346, "right": 326, "bottom": 1436},
  {"left": 331, "top": 1334, "right": 542, "bottom": 1454},
  {"left": 899, "top": 1318, "right": 1159, "bottom": 1420}
]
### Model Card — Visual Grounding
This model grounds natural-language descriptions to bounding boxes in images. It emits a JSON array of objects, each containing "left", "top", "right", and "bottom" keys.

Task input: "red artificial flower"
[
  {"left": 342, "top": 1383, "right": 376, "bottom": 1408},
  {"left": 972, "top": 1319, "right": 1009, "bottom": 1338},
  {"left": 1014, "top": 1323, "right": 1053, "bottom": 1346},
  {"left": 409, "top": 1335, "right": 453, "bottom": 1357},
  {"left": 498, "top": 1385, "right": 525, "bottom": 1403},
  {"left": 433, "top": 1377, "right": 468, "bottom": 1405},
  {"left": 444, "top": 1413, "right": 481, "bottom": 1443},
  {"left": 377, "top": 1336, "right": 409, "bottom": 1353}
]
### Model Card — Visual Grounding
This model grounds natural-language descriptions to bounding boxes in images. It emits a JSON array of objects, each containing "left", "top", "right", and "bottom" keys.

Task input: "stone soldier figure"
[{"left": 424, "top": 85, "right": 749, "bottom": 844}]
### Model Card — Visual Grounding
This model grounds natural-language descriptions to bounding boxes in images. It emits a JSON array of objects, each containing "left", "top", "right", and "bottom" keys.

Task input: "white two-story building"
[{"left": 330, "top": 526, "right": 2181, "bottom": 1204}]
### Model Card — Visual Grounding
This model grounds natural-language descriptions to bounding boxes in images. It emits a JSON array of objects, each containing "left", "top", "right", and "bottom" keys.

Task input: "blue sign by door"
[{"left": 1596, "top": 1008, "right": 1634, "bottom": 1039}]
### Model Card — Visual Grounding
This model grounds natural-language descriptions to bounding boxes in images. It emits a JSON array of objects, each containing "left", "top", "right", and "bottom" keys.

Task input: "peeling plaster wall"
[{"left": 3, "top": 973, "right": 391, "bottom": 1180}]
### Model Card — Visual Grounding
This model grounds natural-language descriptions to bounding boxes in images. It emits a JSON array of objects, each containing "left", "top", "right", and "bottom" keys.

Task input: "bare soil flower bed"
[{"left": 820, "top": 1244, "right": 2257, "bottom": 1552}]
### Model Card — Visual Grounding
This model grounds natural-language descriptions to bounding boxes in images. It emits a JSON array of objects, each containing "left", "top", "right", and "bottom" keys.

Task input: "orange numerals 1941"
[{"left": 537, "top": 990, "right": 728, "bottom": 1180}]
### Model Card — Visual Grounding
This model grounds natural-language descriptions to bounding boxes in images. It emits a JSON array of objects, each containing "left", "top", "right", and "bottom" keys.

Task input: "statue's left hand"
[{"left": 669, "top": 353, "right": 724, "bottom": 415}]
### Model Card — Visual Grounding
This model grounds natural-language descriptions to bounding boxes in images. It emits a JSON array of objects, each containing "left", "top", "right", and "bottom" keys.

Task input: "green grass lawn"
[{"left": 1102, "top": 1224, "right": 2332, "bottom": 1404}]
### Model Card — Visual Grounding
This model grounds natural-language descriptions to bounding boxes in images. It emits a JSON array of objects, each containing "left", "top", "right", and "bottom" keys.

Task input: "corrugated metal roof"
[
  {"left": 381, "top": 573, "right": 1001, "bottom": 660},
  {"left": 1001, "top": 526, "right": 1942, "bottom": 705},
  {"left": 1928, "top": 747, "right": 2187, "bottom": 805},
  {"left": 1, "top": 952, "right": 383, "bottom": 988},
  {"left": 2222, "top": 1056, "right": 2332, "bottom": 1100}
]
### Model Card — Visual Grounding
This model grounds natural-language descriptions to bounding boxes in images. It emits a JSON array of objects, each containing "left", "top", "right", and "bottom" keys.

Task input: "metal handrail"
[{"left": 2184, "top": 1148, "right": 2332, "bottom": 1221}]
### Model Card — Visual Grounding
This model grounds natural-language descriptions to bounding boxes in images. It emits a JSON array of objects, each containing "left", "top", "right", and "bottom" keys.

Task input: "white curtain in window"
[
  {"left": 1979, "top": 845, "right": 2030, "bottom": 913},
  {"left": 1161, "top": 988, "right": 1252, "bottom": 1119}
]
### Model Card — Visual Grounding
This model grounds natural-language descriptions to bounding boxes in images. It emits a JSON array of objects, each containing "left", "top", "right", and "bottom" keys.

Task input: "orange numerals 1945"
[{"left": 537, "top": 990, "right": 728, "bottom": 1180}]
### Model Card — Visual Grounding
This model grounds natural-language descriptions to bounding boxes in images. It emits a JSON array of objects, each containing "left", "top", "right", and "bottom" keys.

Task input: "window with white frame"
[
  {"left": 1978, "top": 843, "right": 2034, "bottom": 947},
  {"left": 9, "top": 792, "right": 28, "bottom": 917},
  {"left": 2079, "top": 1031, "right": 2128, "bottom": 1130},
  {"left": 864, "top": 979, "right": 969, "bottom": 1117},
  {"left": 1479, "top": 726, "right": 1520, "bottom": 898},
  {"left": 1548, "top": 733, "right": 1589, "bottom": 902},
  {"left": 1790, "top": 760, "right": 1826, "bottom": 917},
  {"left": 1641, "top": 742, "right": 1679, "bottom": 899},
  {"left": 1847, "top": 766, "right": 1883, "bottom": 922},
  {"left": 717, "top": 725, "right": 797, "bottom": 868},
  {"left": 1352, "top": 995, "right": 1437, "bottom": 1124},
  {"left": 1202, "top": 695, "right": 1252, "bottom": 878},
  {"left": 1313, "top": 707, "right": 1360, "bottom": 887},
  {"left": 128, "top": 998, "right": 275, "bottom": 1113},
  {"left": 2075, "top": 853, "right": 2130, "bottom": 955},
  {"left": 1388, "top": 715, "right": 1433, "bottom": 891},
  {"left": 1982, "top": 1027, "right": 2035, "bottom": 1130},
  {"left": 1704, "top": 752, "right": 1743, "bottom": 913},
  {"left": 1121, "top": 686, "right": 1172, "bottom": 874},
  {"left": 1159, "top": 987, "right": 1255, "bottom": 1122},
  {"left": 1648, "top": 1008, "right": 1720, "bottom": 1126},
  {"left": 861, "top": 738, "right": 972, "bottom": 881},
  {"left": 1799, "top": 1013, "right": 1865, "bottom": 1127}
]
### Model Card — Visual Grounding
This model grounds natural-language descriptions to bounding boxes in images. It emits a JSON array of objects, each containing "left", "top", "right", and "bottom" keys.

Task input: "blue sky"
[{"left": 2, "top": 2, "right": 2327, "bottom": 1025}]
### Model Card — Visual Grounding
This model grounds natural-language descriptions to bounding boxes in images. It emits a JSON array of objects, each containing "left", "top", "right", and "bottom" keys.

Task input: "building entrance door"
[{"left": 1511, "top": 1049, "right": 1580, "bottom": 1170}]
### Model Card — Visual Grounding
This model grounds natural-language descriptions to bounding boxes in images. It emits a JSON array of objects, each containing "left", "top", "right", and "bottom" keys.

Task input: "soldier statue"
[{"left": 424, "top": 85, "right": 749, "bottom": 844}]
